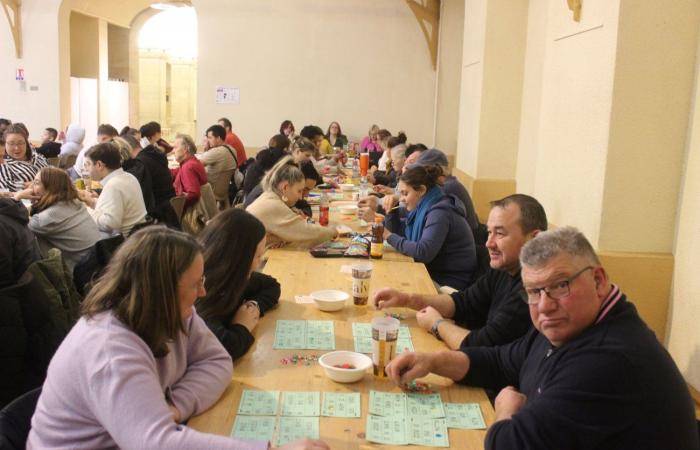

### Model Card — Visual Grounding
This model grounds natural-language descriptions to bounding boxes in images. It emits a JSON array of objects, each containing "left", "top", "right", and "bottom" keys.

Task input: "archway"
[{"left": 135, "top": 5, "right": 197, "bottom": 140}]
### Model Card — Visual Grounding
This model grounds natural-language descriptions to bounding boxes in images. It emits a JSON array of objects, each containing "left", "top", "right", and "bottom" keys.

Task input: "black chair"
[
  {"left": 0, "top": 387, "right": 41, "bottom": 450},
  {"left": 73, "top": 234, "right": 125, "bottom": 296}
]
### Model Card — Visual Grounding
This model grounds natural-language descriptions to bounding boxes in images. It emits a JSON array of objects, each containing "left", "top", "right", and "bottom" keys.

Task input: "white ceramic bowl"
[
  {"left": 338, "top": 204, "right": 358, "bottom": 215},
  {"left": 310, "top": 290, "right": 349, "bottom": 312},
  {"left": 318, "top": 351, "right": 372, "bottom": 383},
  {"left": 340, "top": 183, "right": 356, "bottom": 191}
]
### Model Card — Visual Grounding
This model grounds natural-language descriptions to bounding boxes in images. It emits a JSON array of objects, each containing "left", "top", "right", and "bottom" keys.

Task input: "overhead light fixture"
[{"left": 151, "top": 1, "right": 191, "bottom": 10}]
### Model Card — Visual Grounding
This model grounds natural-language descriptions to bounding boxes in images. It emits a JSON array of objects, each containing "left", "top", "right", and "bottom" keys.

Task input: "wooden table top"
[{"left": 188, "top": 252, "right": 494, "bottom": 449}]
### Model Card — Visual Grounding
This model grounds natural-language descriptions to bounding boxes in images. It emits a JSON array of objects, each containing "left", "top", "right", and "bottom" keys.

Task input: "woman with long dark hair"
[{"left": 196, "top": 209, "right": 280, "bottom": 360}]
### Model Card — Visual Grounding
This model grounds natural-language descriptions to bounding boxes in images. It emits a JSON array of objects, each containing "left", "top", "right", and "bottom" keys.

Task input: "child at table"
[
  {"left": 28, "top": 226, "right": 328, "bottom": 450},
  {"left": 197, "top": 209, "right": 280, "bottom": 361}
]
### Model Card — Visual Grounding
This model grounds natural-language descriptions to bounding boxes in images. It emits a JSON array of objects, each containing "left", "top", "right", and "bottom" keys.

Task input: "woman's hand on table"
[
  {"left": 232, "top": 301, "right": 260, "bottom": 332},
  {"left": 373, "top": 184, "right": 393, "bottom": 195},
  {"left": 275, "top": 438, "right": 330, "bottom": 450},
  {"left": 416, "top": 306, "right": 444, "bottom": 332},
  {"left": 382, "top": 228, "right": 391, "bottom": 240}
]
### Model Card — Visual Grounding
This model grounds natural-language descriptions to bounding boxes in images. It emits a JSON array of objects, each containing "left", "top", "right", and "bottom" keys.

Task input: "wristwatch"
[{"left": 430, "top": 319, "right": 448, "bottom": 341}]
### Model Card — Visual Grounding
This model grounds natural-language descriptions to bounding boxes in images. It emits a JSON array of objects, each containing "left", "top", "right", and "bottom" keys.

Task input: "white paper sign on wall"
[{"left": 216, "top": 86, "right": 240, "bottom": 104}]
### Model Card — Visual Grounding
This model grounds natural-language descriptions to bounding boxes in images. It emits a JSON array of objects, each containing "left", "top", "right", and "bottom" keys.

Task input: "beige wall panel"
[
  {"left": 194, "top": 0, "right": 436, "bottom": 147},
  {"left": 515, "top": 0, "right": 548, "bottom": 195},
  {"left": 434, "top": 0, "right": 465, "bottom": 155},
  {"left": 668, "top": 29, "right": 700, "bottom": 392},
  {"left": 70, "top": 12, "right": 99, "bottom": 79},
  {"left": 599, "top": 0, "right": 700, "bottom": 253},
  {"left": 531, "top": 0, "right": 620, "bottom": 245}
]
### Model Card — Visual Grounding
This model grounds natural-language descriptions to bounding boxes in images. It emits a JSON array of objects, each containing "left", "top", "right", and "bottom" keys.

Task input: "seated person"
[
  {"left": 360, "top": 124, "right": 381, "bottom": 153},
  {"left": 217, "top": 117, "right": 246, "bottom": 168},
  {"left": 300, "top": 126, "right": 344, "bottom": 169},
  {"left": 374, "top": 194, "right": 545, "bottom": 349},
  {"left": 0, "top": 124, "right": 49, "bottom": 192},
  {"left": 244, "top": 160, "right": 320, "bottom": 216},
  {"left": 247, "top": 156, "right": 339, "bottom": 248},
  {"left": 199, "top": 124, "right": 237, "bottom": 187},
  {"left": 414, "top": 148, "right": 479, "bottom": 233},
  {"left": 71, "top": 124, "right": 117, "bottom": 180},
  {"left": 35, "top": 128, "right": 61, "bottom": 158},
  {"left": 14, "top": 167, "right": 99, "bottom": 270},
  {"left": 197, "top": 209, "right": 280, "bottom": 361},
  {"left": 133, "top": 122, "right": 177, "bottom": 224},
  {"left": 242, "top": 134, "right": 290, "bottom": 196},
  {"left": 371, "top": 143, "right": 407, "bottom": 188},
  {"left": 383, "top": 165, "right": 477, "bottom": 290},
  {"left": 386, "top": 227, "right": 700, "bottom": 450},
  {"left": 78, "top": 142, "right": 147, "bottom": 237},
  {"left": 28, "top": 227, "right": 326, "bottom": 449},
  {"left": 171, "top": 134, "right": 208, "bottom": 209},
  {"left": 0, "top": 197, "right": 40, "bottom": 288},
  {"left": 59, "top": 124, "right": 85, "bottom": 159},
  {"left": 325, "top": 121, "right": 347, "bottom": 149},
  {"left": 113, "top": 136, "right": 155, "bottom": 214}
]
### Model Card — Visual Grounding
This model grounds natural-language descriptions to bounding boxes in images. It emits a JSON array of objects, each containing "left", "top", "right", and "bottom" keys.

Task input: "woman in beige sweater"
[{"left": 247, "top": 156, "right": 338, "bottom": 248}]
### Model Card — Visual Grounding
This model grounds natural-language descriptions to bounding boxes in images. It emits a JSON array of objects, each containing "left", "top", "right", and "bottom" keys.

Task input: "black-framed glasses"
[{"left": 520, "top": 266, "right": 594, "bottom": 305}]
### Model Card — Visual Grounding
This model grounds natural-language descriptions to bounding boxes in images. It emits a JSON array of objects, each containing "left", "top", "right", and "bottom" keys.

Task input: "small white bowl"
[
  {"left": 340, "top": 183, "right": 356, "bottom": 191},
  {"left": 310, "top": 290, "right": 349, "bottom": 312},
  {"left": 318, "top": 351, "right": 372, "bottom": 383},
  {"left": 338, "top": 204, "right": 358, "bottom": 215}
]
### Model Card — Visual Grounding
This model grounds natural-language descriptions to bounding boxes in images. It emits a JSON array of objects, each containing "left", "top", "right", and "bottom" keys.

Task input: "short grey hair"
[
  {"left": 520, "top": 226, "right": 600, "bottom": 268},
  {"left": 390, "top": 144, "right": 407, "bottom": 162},
  {"left": 261, "top": 155, "right": 304, "bottom": 194},
  {"left": 176, "top": 133, "right": 197, "bottom": 155}
]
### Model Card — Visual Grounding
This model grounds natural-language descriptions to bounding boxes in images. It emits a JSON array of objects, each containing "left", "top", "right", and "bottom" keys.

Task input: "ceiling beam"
[
  {"left": 1, "top": 0, "right": 21, "bottom": 58},
  {"left": 405, "top": 0, "right": 440, "bottom": 70}
]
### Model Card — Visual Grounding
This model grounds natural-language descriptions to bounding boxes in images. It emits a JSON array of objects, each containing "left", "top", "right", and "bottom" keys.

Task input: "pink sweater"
[{"left": 28, "top": 310, "right": 267, "bottom": 450}]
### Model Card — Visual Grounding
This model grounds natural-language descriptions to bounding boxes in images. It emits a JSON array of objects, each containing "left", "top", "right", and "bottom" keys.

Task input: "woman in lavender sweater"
[{"left": 28, "top": 227, "right": 328, "bottom": 450}]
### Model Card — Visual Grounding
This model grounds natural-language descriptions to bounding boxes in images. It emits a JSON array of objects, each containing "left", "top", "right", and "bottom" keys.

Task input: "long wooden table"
[{"left": 189, "top": 249, "right": 495, "bottom": 449}]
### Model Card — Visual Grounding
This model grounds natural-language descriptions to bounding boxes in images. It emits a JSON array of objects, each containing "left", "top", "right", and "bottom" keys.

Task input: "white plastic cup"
[{"left": 371, "top": 316, "right": 400, "bottom": 378}]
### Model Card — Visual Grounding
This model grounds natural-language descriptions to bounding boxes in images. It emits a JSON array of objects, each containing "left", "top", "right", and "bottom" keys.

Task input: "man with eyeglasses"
[
  {"left": 386, "top": 226, "right": 699, "bottom": 450},
  {"left": 373, "top": 194, "right": 547, "bottom": 350}
]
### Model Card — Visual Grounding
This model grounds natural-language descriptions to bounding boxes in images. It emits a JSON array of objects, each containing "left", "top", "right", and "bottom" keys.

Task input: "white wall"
[
  {"left": 194, "top": 0, "right": 437, "bottom": 147},
  {"left": 0, "top": 0, "right": 62, "bottom": 140}
]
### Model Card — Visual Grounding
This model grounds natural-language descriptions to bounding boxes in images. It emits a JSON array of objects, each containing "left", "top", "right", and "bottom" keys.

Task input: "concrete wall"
[{"left": 194, "top": 0, "right": 437, "bottom": 147}]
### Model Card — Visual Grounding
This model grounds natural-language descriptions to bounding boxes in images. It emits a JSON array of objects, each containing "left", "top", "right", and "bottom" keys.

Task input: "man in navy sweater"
[
  {"left": 373, "top": 194, "right": 546, "bottom": 349},
  {"left": 386, "top": 226, "right": 699, "bottom": 450}
]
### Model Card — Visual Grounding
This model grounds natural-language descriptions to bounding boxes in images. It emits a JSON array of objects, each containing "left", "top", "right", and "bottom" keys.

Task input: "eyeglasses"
[
  {"left": 520, "top": 266, "right": 594, "bottom": 305},
  {"left": 5, "top": 141, "right": 26, "bottom": 148}
]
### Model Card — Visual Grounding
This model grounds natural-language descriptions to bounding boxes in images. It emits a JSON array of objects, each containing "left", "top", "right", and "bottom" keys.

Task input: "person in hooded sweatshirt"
[
  {"left": 384, "top": 165, "right": 477, "bottom": 290},
  {"left": 0, "top": 197, "right": 40, "bottom": 288},
  {"left": 59, "top": 124, "right": 85, "bottom": 158}
]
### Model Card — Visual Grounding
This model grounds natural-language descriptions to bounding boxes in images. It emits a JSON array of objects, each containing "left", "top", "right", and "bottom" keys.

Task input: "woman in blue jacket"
[{"left": 384, "top": 165, "right": 477, "bottom": 290}]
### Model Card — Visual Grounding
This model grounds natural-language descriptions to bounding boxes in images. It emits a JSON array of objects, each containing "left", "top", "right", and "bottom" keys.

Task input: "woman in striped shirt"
[{"left": 0, "top": 124, "right": 49, "bottom": 192}]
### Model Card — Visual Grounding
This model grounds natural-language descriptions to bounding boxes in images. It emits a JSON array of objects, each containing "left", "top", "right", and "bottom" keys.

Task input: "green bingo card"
[{"left": 273, "top": 320, "right": 335, "bottom": 350}]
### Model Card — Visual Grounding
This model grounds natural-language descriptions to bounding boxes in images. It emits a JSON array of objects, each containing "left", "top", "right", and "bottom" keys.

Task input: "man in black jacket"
[
  {"left": 0, "top": 198, "right": 39, "bottom": 289},
  {"left": 373, "top": 194, "right": 546, "bottom": 349},
  {"left": 135, "top": 122, "right": 177, "bottom": 225},
  {"left": 386, "top": 226, "right": 699, "bottom": 450}
]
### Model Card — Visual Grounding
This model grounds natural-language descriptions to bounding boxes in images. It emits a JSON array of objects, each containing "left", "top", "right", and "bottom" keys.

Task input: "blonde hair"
[
  {"left": 261, "top": 156, "right": 304, "bottom": 195},
  {"left": 81, "top": 227, "right": 202, "bottom": 357},
  {"left": 112, "top": 137, "right": 132, "bottom": 162}
]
